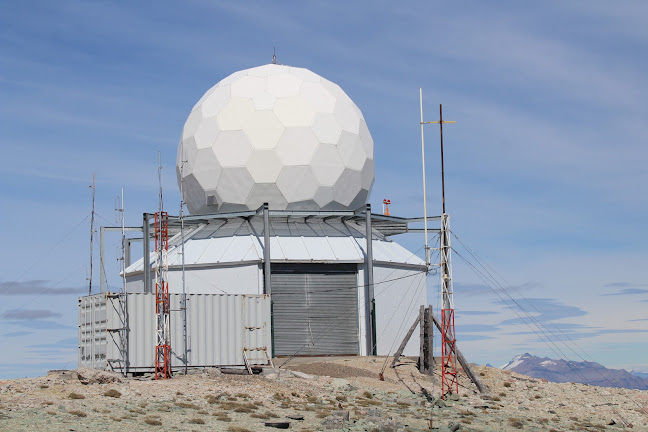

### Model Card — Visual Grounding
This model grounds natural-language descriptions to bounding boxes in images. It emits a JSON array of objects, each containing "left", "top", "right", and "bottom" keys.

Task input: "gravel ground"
[{"left": 0, "top": 357, "right": 646, "bottom": 431}]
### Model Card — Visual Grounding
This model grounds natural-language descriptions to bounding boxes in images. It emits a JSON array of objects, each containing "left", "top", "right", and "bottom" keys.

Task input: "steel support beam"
[
  {"left": 365, "top": 204, "right": 375, "bottom": 355},
  {"left": 143, "top": 213, "right": 150, "bottom": 294},
  {"left": 263, "top": 203, "right": 271, "bottom": 296}
]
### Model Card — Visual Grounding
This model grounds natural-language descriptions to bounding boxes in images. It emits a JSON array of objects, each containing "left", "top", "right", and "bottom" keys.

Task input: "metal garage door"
[{"left": 271, "top": 264, "right": 359, "bottom": 356}]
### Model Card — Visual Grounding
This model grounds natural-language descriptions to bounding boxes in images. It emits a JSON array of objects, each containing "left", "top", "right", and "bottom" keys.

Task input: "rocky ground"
[{"left": 0, "top": 356, "right": 646, "bottom": 431}]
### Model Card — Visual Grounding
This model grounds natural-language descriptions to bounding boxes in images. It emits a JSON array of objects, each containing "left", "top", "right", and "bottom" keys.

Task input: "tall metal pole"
[
  {"left": 365, "top": 204, "right": 375, "bottom": 355},
  {"left": 88, "top": 173, "right": 96, "bottom": 295},
  {"left": 419, "top": 89, "right": 430, "bottom": 267},
  {"left": 263, "top": 203, "right": 271, "bottom": 296},
  {"left": 143, "top": 213, "right": 150, "bottom": 293},
  {"left": 158, "top": 152, "right": 163, "bottom": 220},
  {"left": 180, "top": 152, "right": 188, "bottom": 374},
  {"left": 100, "top": 226, "right": 106, "bottom": 293},
  {"left": 120, "top": 189, "right": 126, "bottom": 292},
  {"left": 439, "top": 104, "right": 446, "bottom": 214},
  {"left": 119, "top": 188, "right": 129, "bottom": 377}
]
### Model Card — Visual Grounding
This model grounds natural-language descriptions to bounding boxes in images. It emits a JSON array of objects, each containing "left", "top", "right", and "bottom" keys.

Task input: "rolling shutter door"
[{"left": 272, "top": 267, "right": 359, "bottom": 356}]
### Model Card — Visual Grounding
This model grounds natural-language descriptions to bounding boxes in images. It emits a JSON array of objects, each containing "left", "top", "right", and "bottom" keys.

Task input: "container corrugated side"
[
  {"left": 83, "top": 292, "right": 271, "bottom": 371},
  {"left": 78, "top": 294, "right": 108, "bottom": 369}
]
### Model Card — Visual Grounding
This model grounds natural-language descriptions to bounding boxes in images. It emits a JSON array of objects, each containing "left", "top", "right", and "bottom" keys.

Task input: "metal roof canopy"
[
  {"left": 99, "top": 207, "right": 441, "bottom": 293},
  {"left": 104, "top": 208, "right": 442, "bottom": 237},
  {"left": 154, "top": 207, "right": 440, "bottom": 236}
]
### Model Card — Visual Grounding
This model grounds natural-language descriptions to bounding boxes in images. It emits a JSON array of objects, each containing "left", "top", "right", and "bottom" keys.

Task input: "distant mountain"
[
  {"left": 501, "top": 353, "right": 648, "bottom": 390},
  {"left": 629, "top": 370, "right": 648, "bottom": 380}
]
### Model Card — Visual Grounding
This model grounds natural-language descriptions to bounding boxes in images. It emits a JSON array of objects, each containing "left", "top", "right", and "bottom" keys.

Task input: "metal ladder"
[
  {"left": 242, "top": 296, "right": 274, "bottom": 374},
  {"left": 243, "top": 346, "right": 274, "bottom": 374}
]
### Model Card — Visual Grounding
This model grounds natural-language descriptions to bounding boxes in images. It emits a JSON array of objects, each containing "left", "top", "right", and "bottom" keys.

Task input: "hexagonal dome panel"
[
  {"left": 275, "top": 128, "right": 319, "bottom": 166},
  {"left": 177, "top": 64, "right": 374, "bottom": 214}
]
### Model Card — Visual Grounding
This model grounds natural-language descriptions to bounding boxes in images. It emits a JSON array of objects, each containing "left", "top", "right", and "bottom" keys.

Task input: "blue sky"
[{"left": 1, "top": 0, "right": 646, "bottom": 378}]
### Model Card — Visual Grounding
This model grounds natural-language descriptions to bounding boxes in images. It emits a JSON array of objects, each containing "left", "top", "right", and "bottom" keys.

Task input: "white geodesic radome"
[{"left": 177, "top": 64, "right": 374, "bottom": 214}]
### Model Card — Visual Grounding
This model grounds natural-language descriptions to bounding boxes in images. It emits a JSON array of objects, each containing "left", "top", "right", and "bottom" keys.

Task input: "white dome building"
[
  {"left": 178, "top": 64, "right": 374, "bottom": 214},
  {"left": 109, "top": 64, "right": 429, "bottom": 371}
]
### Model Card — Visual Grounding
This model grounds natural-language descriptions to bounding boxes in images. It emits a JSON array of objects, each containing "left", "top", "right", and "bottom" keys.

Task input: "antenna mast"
[
  {"left": 180, "top": 148, "right": 189, "bottom": 375},
  {"left": 119, "top": 188, "right": 126, "bottom": 292},
  {"left": 117, "top": 188, "right": 129, "bottom": 376},
  {"left": 420, "top": 95, "right": 458, "bottom": 397},
  {"left": 88, "top": 173, "right": 96, "bottom": 296},
  {"left": 419, "top": 89, "right": 430, "bottom": 266},
  {"left": 154, "top": 152, "right": 171, "bottom": 379}
]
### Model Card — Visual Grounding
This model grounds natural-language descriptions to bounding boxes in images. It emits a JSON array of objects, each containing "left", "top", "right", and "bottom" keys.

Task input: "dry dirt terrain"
[{"left": 1, "top": 357, "right": 646, "bottom": 431}]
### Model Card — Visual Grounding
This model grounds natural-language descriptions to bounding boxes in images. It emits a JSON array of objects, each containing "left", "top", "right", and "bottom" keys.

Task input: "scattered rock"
[
  {"left": 448, "top": 422, "right": 462, "bottom": 432},
  {"left": 262, "top": 368, "right": 295, "bottom": 379},
  {"left": 438, "top": 421, "right": 461, "bottom": 432},
  {"left": 220, "top": 367, "right": 250, "bottom": 375},
  {"left": 329, "top": 409, "right": 350, "bottom": 421},
  {"left": 322, "top": 414, "right": 345, "bottom": 429},
  {"left": 434, "top": 398, "right": 447, "bottom": 408},
  {"left": 331, "top": 378, "right": 350, "bottom": 388},
  {"left": 375, "top": 419, "right": 404, "bottom": 432},
  {"left": 264, "top": 421, "right": 290, "bottom": 429},
  {"left": 365, "top": 407, "right": 382, "bottom": 422},
  {"left": 290, "top": 370, "right": 315, "bottom": 380},
  {"left": 3, "top": 358, "right": 646, "bottom": 432},
  {"left": 204, "top": 367, "right": 222, "bottom": 377},
  {"left": 397, "top": 389, "right": 414, "bottom": 398},
  {"left": 46, "top": 370, "right": 77, "bottom": 381},
  {"left": 76, "top": 368, "right": 123, "bottom": 385}
]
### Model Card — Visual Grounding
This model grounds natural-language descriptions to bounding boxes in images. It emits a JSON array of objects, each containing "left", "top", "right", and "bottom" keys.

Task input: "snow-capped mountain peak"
[
  {"left": 499, "top": 353, "right": 648, "bottom": 390},
  {"left": 500, "top": 353, "right": 533, "bottom": 370}
]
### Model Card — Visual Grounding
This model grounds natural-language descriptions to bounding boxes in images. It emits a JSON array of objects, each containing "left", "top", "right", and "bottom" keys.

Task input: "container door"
[{"left": 271, "top": 264, "right": 359, "bottom": 356}]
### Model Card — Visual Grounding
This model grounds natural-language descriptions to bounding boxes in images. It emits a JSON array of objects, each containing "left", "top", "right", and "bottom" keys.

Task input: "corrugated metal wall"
[
  {"left": 272, "top": 265, "right": 359, "bottom": 356},
  {"left": 78, "top": 295, "right": 108, "bottom": 369},
  {"left": 79, "top": 293, "right": 271, "bottom": 372}
]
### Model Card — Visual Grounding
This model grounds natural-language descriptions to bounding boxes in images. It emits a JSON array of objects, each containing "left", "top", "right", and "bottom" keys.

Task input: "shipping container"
[{"left": 79, "top": 292, "right": 271, "bottom": 373}]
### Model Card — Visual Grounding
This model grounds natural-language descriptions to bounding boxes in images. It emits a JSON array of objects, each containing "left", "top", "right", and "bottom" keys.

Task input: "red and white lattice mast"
[
  {"left": 439, "top": 213, "right": 458, "bottom": 396},
  {"left": 154, "top": 153, "right": 171, "bottom": 379},
  {"left": 419, "top": 90, "right": 458, "bottom": 397}
]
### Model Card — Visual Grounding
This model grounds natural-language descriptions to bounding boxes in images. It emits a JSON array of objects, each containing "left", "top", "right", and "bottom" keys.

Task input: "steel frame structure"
[
  {"left": 154, "top": 211, "right": 171, "bottom": 379},
  {"left": 100, "top": 209, "right": 442, "bottom": 295},
  {"left": 440, "top": 213, "right": 458, "bottom": 396}
]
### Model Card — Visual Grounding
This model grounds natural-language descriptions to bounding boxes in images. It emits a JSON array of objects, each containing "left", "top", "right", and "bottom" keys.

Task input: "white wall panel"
[{"left": 373, "top": 266, "right": 426, "bottom": 357}]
